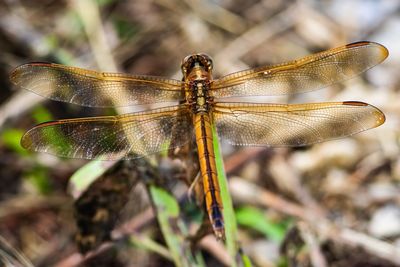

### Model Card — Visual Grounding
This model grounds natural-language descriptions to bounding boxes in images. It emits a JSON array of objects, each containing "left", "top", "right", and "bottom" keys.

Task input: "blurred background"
[{"left": 0, "top": 0, "right": 399, "bottom": 266}]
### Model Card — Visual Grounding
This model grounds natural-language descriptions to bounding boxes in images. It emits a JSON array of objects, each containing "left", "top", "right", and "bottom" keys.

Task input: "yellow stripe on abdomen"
[{"left": 194, "top": 113, "right": 224, "bottom": 239}]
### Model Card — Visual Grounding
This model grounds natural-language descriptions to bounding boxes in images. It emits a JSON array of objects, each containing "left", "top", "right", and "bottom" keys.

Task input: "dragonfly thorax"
[
  {"left": 188, "top": 80, "right": 213, "bottom": 113},
  {"left": 182, "top": 54, "right": 214, "bottom": 113}
]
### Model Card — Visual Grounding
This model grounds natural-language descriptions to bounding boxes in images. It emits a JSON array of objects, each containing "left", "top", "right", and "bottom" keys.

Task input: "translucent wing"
[
  {"left": 21, "top": 106, "right": 192, "bottom": 160},
  {"left": 211, "top": 42, "right": 388, "bottom": 97},
  {"left": 11, "top": 63, "right": 184, "bottom": 107},
  {"left": 213, "top": 102, "right": 385, "bottom": 146}
]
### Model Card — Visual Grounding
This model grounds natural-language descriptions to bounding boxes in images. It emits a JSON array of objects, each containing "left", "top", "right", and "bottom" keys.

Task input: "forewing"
[
  {"left": 214, "top": 102, "right": 385, "bottom": 146},
  {"left": 11, "top": 63, "right": 184, "bottom": 107},
  {"left": 21, "top": 106, "right": 192, "bottom": 159},
  {"left": 212, "top": 42, "right": 388, "bottom": 97}
]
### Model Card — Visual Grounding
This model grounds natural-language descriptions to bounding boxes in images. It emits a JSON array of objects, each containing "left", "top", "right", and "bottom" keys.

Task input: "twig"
[
  {"left": 213, "top": 4, "right": 297, "bottom": 74},
  {"left": 199, "top": 235, "right": 232, "bottom": 267},
  {"left": 229, "top": 177, "right": 400, "bottom": 265},
  {"left": 298, "top": 222, "right": 328, "bottom": 267},
  {"left": 70, "top": 0, "right": 118, "bottom": 72},
  {"left": 182, "top": 0, "right": 247, "bottom": 34}
]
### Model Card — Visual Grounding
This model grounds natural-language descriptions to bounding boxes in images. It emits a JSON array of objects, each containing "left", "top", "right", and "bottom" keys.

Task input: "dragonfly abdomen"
[{"left": 194, "top": 112, "right": 224, "bottom": 239}]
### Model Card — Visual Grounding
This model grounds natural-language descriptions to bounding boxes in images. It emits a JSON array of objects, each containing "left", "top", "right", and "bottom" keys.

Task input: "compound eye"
[
  {"left": 181, "top": 55, "right": 191, "bottom": 66},
  {"left": 207, "top": 59, "right": 213, "bottom": 70},
  {"left": 198, "top": 53, "right": 213, "bottom": 70},
  {"left": 181, "top": 55, "right": 195, "bottom": 72},
  {"left": 182, "top": 55, "right": 192, "bottom": 64},
  {"left": 204, "top": 59, "right": 213, "bottom": 70}
]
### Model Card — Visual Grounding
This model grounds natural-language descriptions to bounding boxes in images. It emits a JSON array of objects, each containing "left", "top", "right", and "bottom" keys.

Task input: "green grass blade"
[
  {"left": 68, "top": 160, "right": 116, "bottom": 199},
  {"left": 211, "top": 124, "right": 240, "bottom": 266},
  {"left": 236, "top": 206, "right": 286, "bottom": 242},
  {"left": 241, "top": 252, "right": 254, "bottom": 267},
  {"left": 130, "top": 231, "right": 206, "bottom": 267},
  {"left": 150, "top": 185, "right": 200, "bottom": 267},
  {"left": 129, "top": 234, "right": 172, "bottom": 261}
]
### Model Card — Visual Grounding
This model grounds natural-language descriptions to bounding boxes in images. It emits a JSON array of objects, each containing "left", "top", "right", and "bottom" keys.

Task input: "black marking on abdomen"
[{"left": 199, "top": 114, "right": 224, "bottom": 230}]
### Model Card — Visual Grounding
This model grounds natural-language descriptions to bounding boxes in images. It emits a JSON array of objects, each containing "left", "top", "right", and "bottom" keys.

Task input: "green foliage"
[
  {"left": 113, "top": 19, "right": 139, "bottom": 40},
  {"left": 151, "top": 186, "right": 180, "bottom": 217},
  {"left": 212, "top": 125, "right": 244, "bottom": 266},
  {"left": 68, "top": 160, "right": 114, "bottom": 198},
  {"left": 150, "top": 185, "right": 202, "bottom": 267},
  {"left": 241, "top": 253, "right": 254, "bottom": 267},
  {"left": 96, "top": 0, "right": 116, "bottom": 6},
  {"left": 31, "top": 105, "right": 53, "bottom": 124},
  {"left": 277, "top": 257, "right": 289, "bottom": 267},
  {"left": 1, "top": 128, "right": 27, "bottom": 155},
  {"left": 236, "top": 206, "right": 286, "bottom": 241}
]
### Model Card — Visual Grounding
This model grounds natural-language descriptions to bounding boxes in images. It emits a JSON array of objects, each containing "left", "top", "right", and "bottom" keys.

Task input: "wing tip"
[
  {"left": 10, "top": 62, "right": 53, "bottom": 85},
  {"left": 20, "top": 121, "right": 55, "bottom": 150},
  {"left": 343, "top": 101, "right": 386, "bottom": 128},
  {"left": 9, "top": 65, "right": 24, "bottom": 85},
  {"left": 346, "top": 41, "right": 389, "bottom": 61},
  {"left": 373, "top": 107, "right": 386, "bottom": 127},
  {"left": 20, "top": 130, "right": 32, "bottom": 150},
  {"left": 343, "top": 100, "right": 386, "bottom": 127}
]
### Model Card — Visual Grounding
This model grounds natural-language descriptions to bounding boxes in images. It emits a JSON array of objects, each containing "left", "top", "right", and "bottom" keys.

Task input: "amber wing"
[
  {"left": 211, "top": 41, "right": 388, "bottom": 97},
  {"left": 21, "top": 106, "right": 193, "bottom": 159},
  {"left": 11, "top": 63, "right": 184, "bottom": 107},
  {"left": 213, "top": 102, "right": 385, "bottom": 146}
]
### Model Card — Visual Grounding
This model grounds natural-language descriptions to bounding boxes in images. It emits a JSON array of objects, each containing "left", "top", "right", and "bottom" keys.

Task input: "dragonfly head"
[{"left": 181, "top": 53, "right": 213, "bottom": 79}]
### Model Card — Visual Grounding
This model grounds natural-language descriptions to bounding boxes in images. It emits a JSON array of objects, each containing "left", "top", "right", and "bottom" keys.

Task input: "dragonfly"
[{"left": 12, "top": 41, "right": 388, "bottom": 240}]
